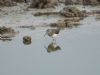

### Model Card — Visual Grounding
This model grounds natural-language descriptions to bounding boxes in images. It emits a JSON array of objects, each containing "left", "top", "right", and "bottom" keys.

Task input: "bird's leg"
[
  {"left": 44, "top": 32, "right": 47, "bottom": 37},
  {"left": 52, "top": 38, "right": 56, "bottom": 43}
]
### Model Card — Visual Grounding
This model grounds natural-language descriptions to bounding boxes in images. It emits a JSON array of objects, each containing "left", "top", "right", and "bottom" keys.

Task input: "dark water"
[{"left": 0, "top": 16, "right": 100, "bottom": 75}]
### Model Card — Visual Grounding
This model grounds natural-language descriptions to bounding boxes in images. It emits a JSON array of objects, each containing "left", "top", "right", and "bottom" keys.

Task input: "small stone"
[{"left": 23, "top": 36, "right": 32, "bottom": 45}]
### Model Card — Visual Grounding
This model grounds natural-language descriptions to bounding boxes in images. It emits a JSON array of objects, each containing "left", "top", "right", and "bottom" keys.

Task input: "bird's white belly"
[{"left": 52, "top": 34, "right": 57, "bottom": 38}]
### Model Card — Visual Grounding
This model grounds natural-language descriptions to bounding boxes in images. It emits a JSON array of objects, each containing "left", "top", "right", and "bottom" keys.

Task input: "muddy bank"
[
  {"left": 0, "top": 3, "right": 100, "bottom": 34},
  {"left": 0, "top": 26, "right": 18, "bottom": 41}
]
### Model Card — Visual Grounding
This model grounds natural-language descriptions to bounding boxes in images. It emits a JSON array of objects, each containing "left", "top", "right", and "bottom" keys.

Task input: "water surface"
[{"left": 0, "top": 16, "right": 100, "bottom": 75}]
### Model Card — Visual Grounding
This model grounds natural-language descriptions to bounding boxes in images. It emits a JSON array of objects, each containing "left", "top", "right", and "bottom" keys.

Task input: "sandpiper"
[{"left": 44, "top": 28, "right": 60, "bottom": 40}]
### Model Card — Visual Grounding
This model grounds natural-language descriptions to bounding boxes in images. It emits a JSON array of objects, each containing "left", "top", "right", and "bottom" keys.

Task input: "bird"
[{"left": 44, "top": 28, "right": 60, "bottom": 41}]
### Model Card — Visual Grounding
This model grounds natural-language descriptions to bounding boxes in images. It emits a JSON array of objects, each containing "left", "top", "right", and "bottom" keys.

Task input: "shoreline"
[{"left": 0, "top": 3, "right": 100, "bottom": 27}]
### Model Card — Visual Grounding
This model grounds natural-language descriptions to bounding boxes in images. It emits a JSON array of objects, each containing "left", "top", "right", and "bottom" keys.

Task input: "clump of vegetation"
[
  {"left": 23, "top": 36, "right": 32, "bottom": 45},
  {"left": 96, "top": 14, "right": 100, "bottom": 20},
  {"left": 49, "top": 17, "right": 83, "bottom": 29},
  {"left": 34, "top": 11, "right": 59, "bottom": 16},
  {"left": 0, "top": 0, "right": 16, "bottom": 6},
  {"left": 18, "top": 25, "right": 35, "bottom": 30},
  {"left": 0, "top": 26, "right": 17, "bottom": 41},
  {"left": 0, "top": 26, "right": 15, "bottom": 34},
  {"left": 29, "top": 0, "right": 58, "bottom": 8},
  {"left": 60, "top": 7, "right": 86, "bottom": 17}
]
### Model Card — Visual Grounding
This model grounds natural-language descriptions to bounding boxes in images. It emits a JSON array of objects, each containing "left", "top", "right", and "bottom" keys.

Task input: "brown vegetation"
[
  {"left": 0, "top": 26, "right": 17, "bottom": 41},
  {"left": 29, "top": 0, "right": 58, "bottom": 8}
]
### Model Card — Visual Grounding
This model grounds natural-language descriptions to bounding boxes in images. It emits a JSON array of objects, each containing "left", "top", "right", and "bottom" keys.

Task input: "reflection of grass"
[
  {"left": 49, "top": 17, "right": 82, "bottom": 29},
  {"left": 96, "top": 14, "right": 100, "bottom": 20},
  {"left": 34, "top": 11, "right": 59, "bottom": 16},
  {"left": 0, "top": 38, "right": 12, "bottom": 42},
  {"left": 18, "top": 25, "right": 35, "bottom": 30}
]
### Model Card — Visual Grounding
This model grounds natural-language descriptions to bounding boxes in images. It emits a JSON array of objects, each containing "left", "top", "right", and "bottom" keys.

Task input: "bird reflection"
[{"left": 45, "top": 41, "right": 61, "bottom": 53}]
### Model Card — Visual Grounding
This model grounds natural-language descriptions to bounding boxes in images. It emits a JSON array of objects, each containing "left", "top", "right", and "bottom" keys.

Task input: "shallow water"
[{"left": 0, "top": 15, "right": 100, "bottom": 75}]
